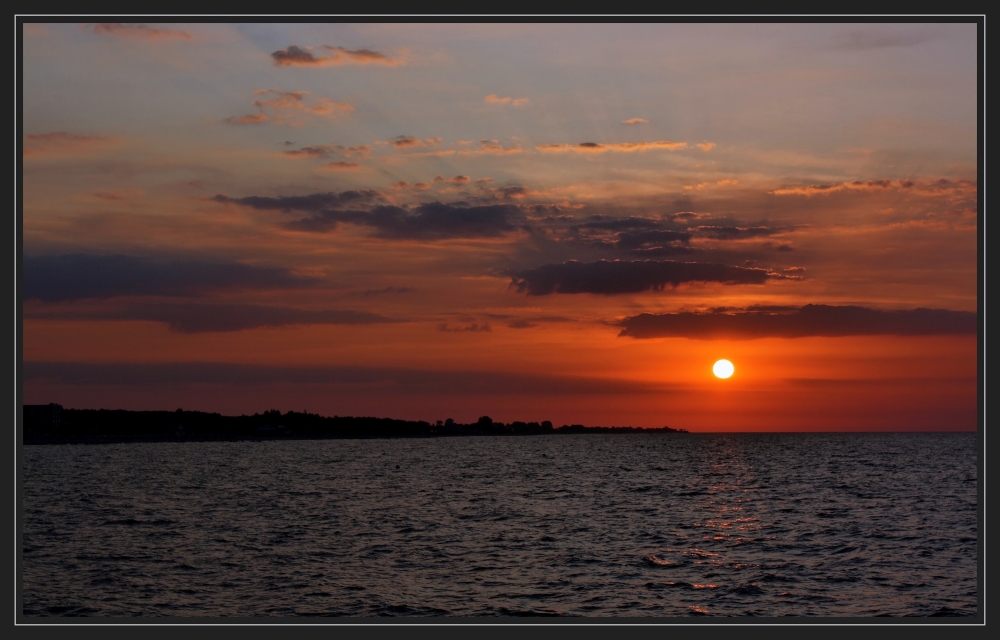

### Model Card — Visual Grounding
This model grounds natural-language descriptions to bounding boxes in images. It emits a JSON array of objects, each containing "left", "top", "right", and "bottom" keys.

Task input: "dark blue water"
[{"left": 21, "top": 433, "right": 978, "bottom": 617}]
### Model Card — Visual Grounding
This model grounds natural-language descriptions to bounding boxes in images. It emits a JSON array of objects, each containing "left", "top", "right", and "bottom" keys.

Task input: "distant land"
[{"left": 22, "top": 404, "right": 687, "bottom": 444}]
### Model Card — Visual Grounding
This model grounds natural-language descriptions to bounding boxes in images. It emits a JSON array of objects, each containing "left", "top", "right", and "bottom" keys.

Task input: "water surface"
[{"left": 22, "top": 433, "right": 978, "bottom": 617}]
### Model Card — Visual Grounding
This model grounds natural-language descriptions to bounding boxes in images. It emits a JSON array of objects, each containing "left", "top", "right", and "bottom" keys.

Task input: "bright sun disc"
[{"left": 713, "top": 359, "right": 735, "bottom": 379}]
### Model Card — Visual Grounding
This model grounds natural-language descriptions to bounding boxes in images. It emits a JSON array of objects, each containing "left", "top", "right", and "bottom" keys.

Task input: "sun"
[{"left": 713, "top": 359, "right": 735, "bottom": 379}]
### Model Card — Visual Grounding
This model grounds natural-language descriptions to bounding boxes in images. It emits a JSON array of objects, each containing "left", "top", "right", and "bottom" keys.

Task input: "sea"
[{"left": 21, "top": 433, "right": 979, "bottom": 618}]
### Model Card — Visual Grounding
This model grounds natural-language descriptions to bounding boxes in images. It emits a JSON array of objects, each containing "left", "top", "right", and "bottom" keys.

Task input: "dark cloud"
[
  {"left": 507, "top": 320, "right": 537, "bottom": 329},
  {"left": 283, "top": 144, "right": 371, "bottom": 159},
  {"left": 363, "top": 203, "right": 522, "bottom": 239},
  {"left": 615, "top": 230, "right": 693, "bottom": 249},
  {"left": 361, "top": 286, "right": 413, "bottom": 296},
  {"left": 510, "top": 260, "right": 781, "bottom": 296},
  {"left": 618, "top": 304, "right": 977, "bottom": 339},
  {"left": 213, "top": 190, "right": 382, "bottom": 212},
  {"left": 503, "top": 315, "right": 573, "bottom": 329},
  {"left": 220, "top": 193, "right": 525, "bottom": 239},
  {"left": 270, "top": 45, "right": 402, "bottom": 67},
  {"left": 576, "top": 216, "right": 666, "bottom": 232},
  {"left": 23, "top": 362, "right": 670, "bottom": 396},
  {"left": 320, "top": 161, "right": 361, "bottom": 171},
  {"left": 438, "top": 322, "right": 491, "bottom": 333},
  {"left": 391, "top": 136, "right": 441, "bottom": 149},
  {"left": 27, "top": 302, "right": 397, "bottom": 333},
  {"left": 692, "top": 225, "right": 781, "bottom": 240},
  {"left": 434, "top": 175, "right": 471, "bottom": 184},
  {"left": 270, "top": 45, "right": 320, "bottom": 65},
  {"left": 23, "top": 254, "right": 317, "bottom": 302}
]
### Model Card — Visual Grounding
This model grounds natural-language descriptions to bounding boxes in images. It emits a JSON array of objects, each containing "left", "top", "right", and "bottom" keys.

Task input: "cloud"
[
  {"left": 685, "top": 178, "right": 740, "bottom": 190},
  {"left": 411, "top": 141, "right": 523, "bottom": 158},
  {"left": 691, "top": 225, "right": 783, "bottom": 240},
  {"left": 618, "top": 304, "right": 977, "bottom": 339},
  {"left": 216, "top": 192, "right": 525, "bottom": 239},
  {"left": 270, "top": 44, "right": 403, "bottom": 67},
  {"left": 509, "top": 260, "right": 783, "bottom": 295},
  {"left": 482, "top": 314, "right": 574, "bottom": 330},
  {"left": 222, "top": 113, "right": 269, "bottom": 125},
  {"left": 90, "top": 23, "right": 192, "bottom": 40},
  {"left": 361, "top": 286, "right": 413, "bottom": 296},
  {"left": 536, "top": 140, "right": 688, "bottom": 153},
  {"left": 438, "top": 322, "right": 492, "bottom": 333},
  {"left": 213, "top": 190, "right": 383, "bottom": 213},
  {"left": 92, "top": 189, "right": 143, "bottom": 201},
  {"left": 283, "top": 144, "right": 371, "bottom": 159},
  {"left": 222, "top": 90, "right": 352, "bottom": 127},
  {"left": 251, "top": 89, "right": 353, "bottom": 122},
  {"left": 23, "top": 254, "right": 317, "bottom": 302},
  {"left": 26, "top": 302, "right": 397, "bottom": 333},
  {"left": 388, "top": 136, "right": 442, "bottom": 149},
  {"left": 559, "top": 215, "right": 698, "bottom": 255},
  {"left": 614, "top": 229, "right": 693, "bottom": 248},
  {"left": 290, "top": 202, "right": 526, "bottom": 239},
  {"left": 695, "top": 142, "right": 716, "bottom": 151},
  {"left": 23, "top": 362, "right": 666, "bottom": 396},
  {"left": 320, "top": 161, "right": 361, "bottom": 171},
  {"left": 770, "top": 179, "right": 916, "bottom": 196},
  {"left": 485, "top": 94, "right": 529, "bottom": 107},
  {"left": 23, "top": 132, "right": 116, "bottom": 157},
  {"left": 434, "top": 175, "right": 471, "bottom": 185},
  {"left": 474, "top": 139, "right": 522, "bottom": 155},
  {"left": 622, "top": 118, "right": 648, "bottom": 125}
]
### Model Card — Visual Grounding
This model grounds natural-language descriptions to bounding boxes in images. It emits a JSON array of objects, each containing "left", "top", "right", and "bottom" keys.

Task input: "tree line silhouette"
[{"left": 23, "top": 406, "right": 686, "bottom": 444}]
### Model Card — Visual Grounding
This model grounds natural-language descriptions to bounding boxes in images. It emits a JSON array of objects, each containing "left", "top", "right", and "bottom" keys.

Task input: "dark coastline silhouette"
[{"left": 22, "top": 404, "right": 686, "bottom": 444}]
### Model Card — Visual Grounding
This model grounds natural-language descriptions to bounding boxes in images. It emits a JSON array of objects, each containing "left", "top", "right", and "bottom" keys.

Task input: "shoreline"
[{"left": 22, "top": 406, "right": 687, "bottom": 445}]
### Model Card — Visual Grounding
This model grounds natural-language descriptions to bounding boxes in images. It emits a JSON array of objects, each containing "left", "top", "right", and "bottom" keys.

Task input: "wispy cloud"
[
  {"left": 618, "top": 304, "right": 976, "bottom": 339},
  {"left": 215, "top": 192, "right": 525, "bottom": 240},
  {"left": 536, "top": 140, "right": 690, "bottom": 153},
  {"left": 684, "top": 178, "right": 739, "bottom": 190},
  {"left": 283, "top": 144, "right": 371, "bottom": 159},
  {"left": 25, "top": 302, "right": 397, "bottom": 333},
  {"left": 222, "top": 113, "right": 269, "bottom": 125},
  {"left": 434, "top": 175, "right": 471, "bottom": 185},
  {"left": 23, "top": 132, "right": 117, "bottom": 157},
  {"left": 510, "top": 260, "right": 785, "bottom": 296},
  {"left": 622, "top": 118, "right": 647, "bottom": 125},
  {"left": 771, "top": 179, "right": 915, "bottom": 196},
  {"left": 319, "top": 161, "right": 361, "bottom": 171},
  {"left": 438, "top": 322, "right": 492, "bottom": 333},
  {"left": 485, "top": 94, "right": 529, "bottom": 107},
  {"left": 23, "top": 361, "right": 666, "bottom": 395},
  {"left": 474, "top": 139, "right": 522, "bottom": 155},
  {"left": 223, "top": 90, "right": 353, "bottom": 126},
  {"left": 384, "top": 135, "right": 442, "bottom": 149},
  {"left": 407, "top": 139, "right": 522, "bottom": 157},
  {"left": 91, "top": 189, "right": 143, "bottom": 201},
  {"left": 89, "top": 23, "right": 192, "bottom": 40},
  {"left": 23, "top": 254, "right": 318, "bottom": 302},
  {"left": 270, "top": 44, "right": 404, "bottom": 67}
]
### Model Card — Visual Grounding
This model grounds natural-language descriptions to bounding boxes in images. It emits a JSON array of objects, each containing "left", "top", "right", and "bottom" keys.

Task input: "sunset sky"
[{"left": 20, "top": 22, "right": 980, "bottom": 431}]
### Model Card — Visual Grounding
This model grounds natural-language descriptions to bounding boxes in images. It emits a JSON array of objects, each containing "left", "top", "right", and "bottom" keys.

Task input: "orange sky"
[{"left": 21, "top": 23, "right": 980, "bottom": 430}]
